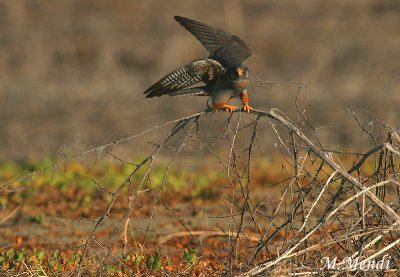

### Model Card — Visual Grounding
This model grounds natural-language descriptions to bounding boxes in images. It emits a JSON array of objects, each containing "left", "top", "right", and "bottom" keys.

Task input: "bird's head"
[
  {"left": 228, "top": 64, "right": 250, "bottom": 80},
  {"left": 226, "top": 64, "right": 250, "bottom": 91}
]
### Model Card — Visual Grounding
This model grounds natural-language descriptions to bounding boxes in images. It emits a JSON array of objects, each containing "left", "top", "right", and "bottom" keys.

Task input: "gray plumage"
[
  {"left": 174, "top": 16, "right": 252, "bottom": 68},
  {"left": 143, "top": 16, "right": 253, "bottom": 112},
  {"left": 144, "top": 59, "right": 223, "bottom": 98}
]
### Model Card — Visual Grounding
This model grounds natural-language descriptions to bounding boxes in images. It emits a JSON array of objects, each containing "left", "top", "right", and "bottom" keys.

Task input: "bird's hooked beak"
[{"left": 236, "top": 67, "right": 247, "bottom": 77}]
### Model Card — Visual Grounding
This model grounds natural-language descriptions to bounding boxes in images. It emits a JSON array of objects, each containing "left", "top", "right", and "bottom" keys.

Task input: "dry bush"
[{"left": 1, "top": 92, "right": 400, "bottom": 276}]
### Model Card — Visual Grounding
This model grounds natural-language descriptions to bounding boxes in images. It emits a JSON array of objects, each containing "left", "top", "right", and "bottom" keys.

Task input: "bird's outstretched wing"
[
  {"left": 144, "top": 59, "right": 224, "bottom": 98},
  {"left": 174, "top": 16, "right": 252, "bottom": 67}
]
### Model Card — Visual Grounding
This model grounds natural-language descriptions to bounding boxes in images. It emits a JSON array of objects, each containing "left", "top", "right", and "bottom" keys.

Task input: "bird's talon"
[
  {"left": 243, "top": 103, "right": 254, "bottom": 113},
  {"left": 222, "top": 104, "right": 238, "bottom": 113}
]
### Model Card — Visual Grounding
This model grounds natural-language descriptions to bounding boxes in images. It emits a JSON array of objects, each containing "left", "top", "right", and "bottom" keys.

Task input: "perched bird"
[{"left": 143, "top": 16, "right": 253, "bottom": 113}]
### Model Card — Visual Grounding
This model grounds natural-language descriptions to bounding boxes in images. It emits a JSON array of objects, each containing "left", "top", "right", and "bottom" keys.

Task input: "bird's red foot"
[
  {"left": 212, "top": 102, "right": 239, "bottom": 113},
  {"left": 222, "top": 104, "right": 239, "bottom": 113},
  {"left": 243, "top": 102, "right": 254, "bottom": 113},
  {"left": 240, "top": 92, "right": 253, "bottom": 113}
]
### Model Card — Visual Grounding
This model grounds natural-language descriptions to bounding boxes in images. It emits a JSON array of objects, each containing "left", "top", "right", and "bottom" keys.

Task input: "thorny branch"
[{"left": 3, "top": 105, "right": 400, "bottom": 276}]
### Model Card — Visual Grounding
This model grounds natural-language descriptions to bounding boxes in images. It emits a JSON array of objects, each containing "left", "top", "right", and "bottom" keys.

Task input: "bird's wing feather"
[
  {"left": 144, "top": 59, "right": 224, "bottom": 98},
  {"left": 174, "top": 16, "right": 252, "bottom": 65},
  {"left": 167, "top": 87, "right": 208, "bottom": 97}
]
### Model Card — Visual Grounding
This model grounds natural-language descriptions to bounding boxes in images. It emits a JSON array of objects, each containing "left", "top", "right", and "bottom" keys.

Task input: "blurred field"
[
  {"left": 1, "top": 0, "right": 399, "bottom": 160},
  {"left": 2, "top": 2, "right": 400, "bottom": 275},
  {"left": 0, "top": 156, "right": 291, "bottom": 275}
]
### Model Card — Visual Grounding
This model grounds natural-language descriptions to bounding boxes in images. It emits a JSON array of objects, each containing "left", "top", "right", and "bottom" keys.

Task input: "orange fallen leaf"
[{"left": 15, "top": 236, "right": 23, "bottom": 246}]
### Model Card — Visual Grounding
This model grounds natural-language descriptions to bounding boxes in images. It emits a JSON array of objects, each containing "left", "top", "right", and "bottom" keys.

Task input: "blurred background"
[{"left": 0, "top": 0, "right": 399, "bottom": 160}]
